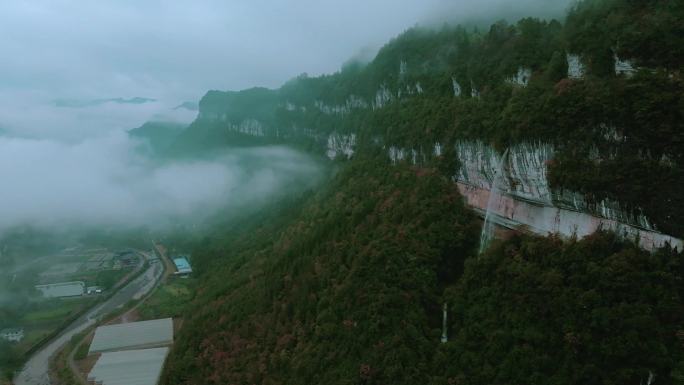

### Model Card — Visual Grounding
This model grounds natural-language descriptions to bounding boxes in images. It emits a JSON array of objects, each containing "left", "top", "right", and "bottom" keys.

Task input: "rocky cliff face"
[
  {"left": 326, "top": 133, "right": 356, "bottom": 160},
  {"left": 189, "top": 100, "right": 683, "bottom": 251},
  {"left": 366, "top": 138, "right": 682, "bottom": 251},
  {"left": 454, "top": 140, "right": 682, "bottom": 251}
]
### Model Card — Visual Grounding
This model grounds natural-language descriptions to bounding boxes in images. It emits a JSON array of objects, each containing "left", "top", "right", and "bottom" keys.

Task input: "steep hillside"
[
  {"left": 163, "top": 156, "right": 683, "bottom": 384},
  {"left": 163, "top": 159, "right": 479, "bottom": 384},
  {"left": 162, "top": 0, "right": 684, "bottom": 384},
  {"left": 161, "top": 160, "right": 475, "bottom": 384}
]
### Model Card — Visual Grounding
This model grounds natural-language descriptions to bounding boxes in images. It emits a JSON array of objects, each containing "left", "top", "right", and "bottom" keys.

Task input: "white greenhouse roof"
[
  {"left": 88, "top": 347, "right": 169, "bottom": 385},
  {"left": 35, "top": 281, "right": 85, "bottom": 298},
  {"left": 89, "top": 318, "right": 173, "bottom": 354}
]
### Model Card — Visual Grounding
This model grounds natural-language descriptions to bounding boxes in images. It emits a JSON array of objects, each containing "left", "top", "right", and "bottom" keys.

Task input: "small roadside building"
[
  {"left": 35, "top": 281, "right": 85, "bottom": 298},
  {"left": 86, "top": 286, "right": 103, "bottom": 295},
  {"left": 173, "top": 256, "right": 192, "bottom": 275},
  {"left": 0, "top": 328, "right": 24, "bottom": 343}
]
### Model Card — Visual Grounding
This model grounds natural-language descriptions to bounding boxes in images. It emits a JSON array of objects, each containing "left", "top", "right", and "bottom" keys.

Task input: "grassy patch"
[
  {"left": 73, "top": 340, "right": 89, "bottom": 361},
  {"left": 137, "top": 277, "right": 195, "bottom": 320},
  {"left": 22, "top": 301, "right": 85, "bottom": 323},
  {"left": 16, "top": 298, "right": 94, "bottom": 357},
  {"left": 15, "top": 328, "right": 51, "bottom": 352}
]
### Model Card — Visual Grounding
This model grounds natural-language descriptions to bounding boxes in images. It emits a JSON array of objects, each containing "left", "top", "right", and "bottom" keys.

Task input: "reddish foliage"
[
  {"left": 359, "top": 364, "right": 373, "bottom": 381},
  {"left": 554, "top": 78, "right": 574, "bottom": 95}
]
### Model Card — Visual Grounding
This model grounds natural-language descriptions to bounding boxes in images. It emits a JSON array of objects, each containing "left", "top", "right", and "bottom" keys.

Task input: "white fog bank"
[{"left": 0, "top": 132, "right": 321, "bottom": 233}]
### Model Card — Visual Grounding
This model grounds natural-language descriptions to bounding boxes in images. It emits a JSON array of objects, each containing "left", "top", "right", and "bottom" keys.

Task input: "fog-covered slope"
[{"left": 129, "top": 121, "right": 188, "bottom": 154}]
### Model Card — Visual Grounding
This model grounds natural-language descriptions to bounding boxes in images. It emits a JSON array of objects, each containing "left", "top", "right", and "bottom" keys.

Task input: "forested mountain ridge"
[
  {"left": 170, "top": 0, "right": 684, "bottom": 237},
  {"left": 161, "top": 0, "right": 684, "bottom": 384}
]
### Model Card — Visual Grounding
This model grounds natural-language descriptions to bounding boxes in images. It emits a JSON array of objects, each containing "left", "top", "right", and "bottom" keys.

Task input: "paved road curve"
[{"left": 14, "top": 252, "right": 163, "bottom": 385}]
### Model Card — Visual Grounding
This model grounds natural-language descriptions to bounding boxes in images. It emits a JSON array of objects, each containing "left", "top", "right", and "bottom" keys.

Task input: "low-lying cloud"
[
  {"left": 0, "top": 88, "right": 320, "bottom": 237},
  {"left": 0, "top": 132, "right": 321, "bottom": 233},
  {"left": 0, "top": 91, "right": 195, "bottom": 142}
]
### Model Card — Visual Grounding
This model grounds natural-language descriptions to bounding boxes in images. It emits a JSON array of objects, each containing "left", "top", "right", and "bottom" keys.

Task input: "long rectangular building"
[
  {"left": 35, "top": 281, "right": 85, "bottom": 298},
  {"left": 89, "top": 318, "right": 173, "bottom": 354},
  {"left": 88, "top": 347, "right": 169, "bottom": 385}
]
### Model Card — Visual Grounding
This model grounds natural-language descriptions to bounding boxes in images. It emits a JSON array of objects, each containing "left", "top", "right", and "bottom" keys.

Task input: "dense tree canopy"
[
  {"left": 162, "top": 157, "right": 684, "bottom": 384},
  {"left": 163, "top": 158, "right": 480, "bottom": 384},
  {"left": 444, "top": 232, "right": 684, "bottom": 385}
]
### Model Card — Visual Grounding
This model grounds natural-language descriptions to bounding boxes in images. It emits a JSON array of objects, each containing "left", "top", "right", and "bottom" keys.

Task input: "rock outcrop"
[{"left": 455, "top": 141, "right": 682, "bottom": 251}]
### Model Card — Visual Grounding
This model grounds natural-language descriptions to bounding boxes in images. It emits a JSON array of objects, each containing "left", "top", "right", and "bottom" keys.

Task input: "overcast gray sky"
[{"left": 0, "top": 0, "right": 572, "bottom": 109}]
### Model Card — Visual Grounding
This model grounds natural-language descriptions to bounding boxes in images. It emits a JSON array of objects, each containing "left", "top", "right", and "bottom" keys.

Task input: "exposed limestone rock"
[
  {"left": 326, "top": 133, "right": 356, "bottom": 160},
  {"left": 660, "top": 154, "right": 675, "bottom": 168},
  {"left": 456, "top": 141, "right": 554, "bottom": 203},
  {"left": 386, "top": 146, "right": 426, "bottom": 165},
  {"left": 373, "top": 85, "right": 393, "bottom": 110},
  {"left": 456, "top": 140, "right": 501, "bottom": 190},
  {"left": 614, "top": 53, "right": 637, "bottom": 77},
  {"left": 434, "top": 142, "right": 443, "bottom": 156},
  {"left": 588, "top": 145, "right": 601, "bottom": 163},
  {"left": 455, "top": 140, "right": 662, "bottom": 228},
  {"left": 226, "top": 119, "right": 265, "bottom": 137},
  {"left": 454, "top": 140, "right": 682, "bottom": 251},
  {"left": 566, "top": 54, "right": 585, "bottom": 79},
  {"left": 600, "top": 123, "right": 626, "bottom": 142},
  {"left": 314, "top": 95, "right": 369, "bottom": 115},
  {"left": 411, "top": 149, "right": 419, "bottom": 165},
  {"left": 470, "top": 81, "right": 480, "bottom": 99},
  {"left": 347, "top": 95, "right": 368, "bottom": 109},
  {"left": 399, "top": 60, "right": 408, "bottom": 77},
  {"left": 388, "top": 146, "right": 407, "bottom": 164},
  {"left": 507, "top": 67, "right": 532, "bottom": 86},
  {"left": 452, "top": 78, "right": 462, "bottom": 97},
  {"left": 398, "top": 83, "right": 424, "bottom": 98}
]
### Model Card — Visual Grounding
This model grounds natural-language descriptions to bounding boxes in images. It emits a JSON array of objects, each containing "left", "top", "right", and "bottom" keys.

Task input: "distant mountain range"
[{"left": 53, "top": 97, "right": 156, "bottom": 108}]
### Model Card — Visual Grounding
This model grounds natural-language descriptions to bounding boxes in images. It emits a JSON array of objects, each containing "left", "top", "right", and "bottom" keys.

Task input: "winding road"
[{"left": 13, "top": 251, "right": 163, "bottom": 385}]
